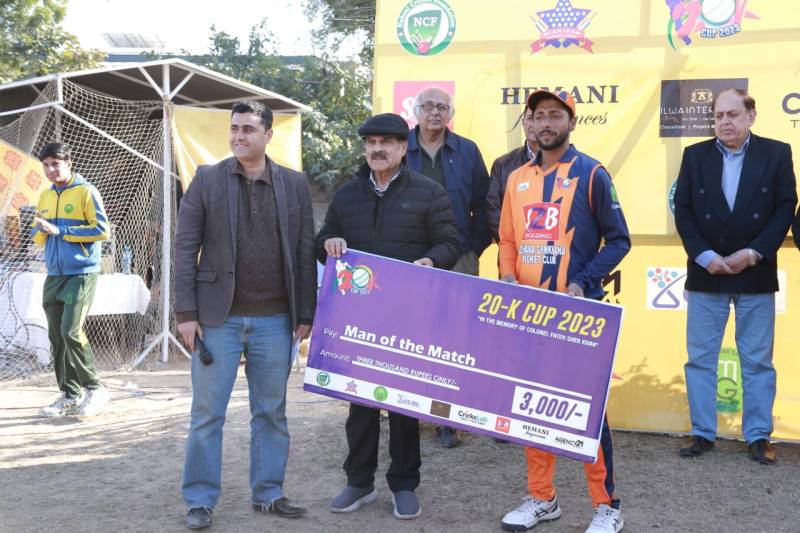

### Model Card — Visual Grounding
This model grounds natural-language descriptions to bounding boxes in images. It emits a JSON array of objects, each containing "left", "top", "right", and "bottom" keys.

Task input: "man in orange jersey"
[{"left": 498, "top": 90, "right": 630, "bottom": 533}]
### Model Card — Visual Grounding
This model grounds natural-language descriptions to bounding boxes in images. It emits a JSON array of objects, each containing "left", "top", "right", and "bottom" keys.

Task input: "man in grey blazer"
[{"left": 174, "top": 101, "right": 317, "bottom": 529}]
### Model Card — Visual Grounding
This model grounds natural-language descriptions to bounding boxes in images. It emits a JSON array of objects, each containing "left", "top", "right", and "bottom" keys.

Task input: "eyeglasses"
[{"left": 417, "top": 102, "right": 450, "bottom": 113}]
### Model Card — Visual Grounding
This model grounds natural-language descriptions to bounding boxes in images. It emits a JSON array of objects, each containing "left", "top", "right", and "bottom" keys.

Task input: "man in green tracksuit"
[{"left": 32, "top": 142, "right": 111, "bottom": 418}]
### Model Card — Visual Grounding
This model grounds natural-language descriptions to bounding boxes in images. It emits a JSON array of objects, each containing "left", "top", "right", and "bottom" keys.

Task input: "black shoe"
[
  {"left": 679, "top": 436, "right": 714, "bottom": 457},
  {"left": 436, "top": 426, "right": 461, "bottom": 448},
  {"left": 748, "top": 439, "right": 776, "bottom": 464},
  {"left": 185, "top": 507, "right": 212, "bottom": 529},
  {"left": 254, "top": 497, "right": 308, "bottom": 519}
]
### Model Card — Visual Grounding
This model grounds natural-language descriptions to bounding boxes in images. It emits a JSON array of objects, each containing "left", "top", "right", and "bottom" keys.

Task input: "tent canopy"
[{"left": 0, "top": 58, "right": 312, "bottom": 115}]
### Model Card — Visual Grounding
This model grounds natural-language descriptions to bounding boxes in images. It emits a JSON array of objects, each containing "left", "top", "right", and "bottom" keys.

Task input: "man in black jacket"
[
  {"left": 674, "top": 89, "right": 797, "bottom": 465},
  {"left": 316, "top": 113, "right": 460, "bottom": 521},
  {"left": 487, "top": 106, "right": 539, "bottom": 241}
]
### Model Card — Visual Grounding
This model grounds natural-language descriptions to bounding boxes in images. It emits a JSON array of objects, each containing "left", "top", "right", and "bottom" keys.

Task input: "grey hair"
[{"left": 413, "top": 87, "right": 456, "bottom": 117}]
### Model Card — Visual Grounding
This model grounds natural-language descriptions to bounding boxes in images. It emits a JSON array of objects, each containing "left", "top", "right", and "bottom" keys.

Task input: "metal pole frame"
[
  {"left": 131, "top": 64, "right": 189, "bottom": 367},
  {"left": 0, "top": 58, "right": 313, "bottom": 369},
  {"left": 0, "top": 73, "right": 189, "bottom": 368}
]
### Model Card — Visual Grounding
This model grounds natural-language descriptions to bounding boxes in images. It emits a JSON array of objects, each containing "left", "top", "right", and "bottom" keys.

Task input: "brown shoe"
[
  {"left": 253, "top": 497, "right": 307, "bottom": 519},
  {"left": 679, "top": 436, "right": 714, "bottom": 457},
  {"left": 748, "top": 439, "right": 776, "bottom": 464}
]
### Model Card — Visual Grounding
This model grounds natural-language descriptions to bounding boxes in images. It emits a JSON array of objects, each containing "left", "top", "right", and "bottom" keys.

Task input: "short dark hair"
[
  {"left": 231, "top": 100, "right": 273, "bottom": 130},
  {"left": 38, "top": 142, "right": 71, "bottom": 162},
  {"left": 712, "top": 89, "right": 756, "bottom": 113}
]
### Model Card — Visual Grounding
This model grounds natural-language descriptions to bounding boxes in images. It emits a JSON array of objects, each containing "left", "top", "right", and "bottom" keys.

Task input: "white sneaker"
[
  {"left": 501, "top": 496, "right": 561, "bottom": 531},
  {"left": 79, "top": 386, "right": 110, "bottom": 416},
  {"left": 39, "top": 391, "right": 84, "bottom": 418},
  {"left": 585, "top": 504, "right": 624, "bottom": 533}
]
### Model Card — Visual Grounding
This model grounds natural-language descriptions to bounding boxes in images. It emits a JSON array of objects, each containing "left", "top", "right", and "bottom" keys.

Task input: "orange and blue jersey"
[
  {"left": 498, "top": 144, "right": 631, "bottom": 299},
  {"left": 31, "top": 173, "right": 109, "bottom": 276}
]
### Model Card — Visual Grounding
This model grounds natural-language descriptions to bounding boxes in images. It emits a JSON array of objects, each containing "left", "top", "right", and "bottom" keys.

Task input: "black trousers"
[{"left": 343, "top": 402, "right": 421, "bottom": 492}]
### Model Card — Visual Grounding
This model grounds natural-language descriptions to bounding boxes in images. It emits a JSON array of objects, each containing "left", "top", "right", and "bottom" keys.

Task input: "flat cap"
[{"left": 357, "top": 113, "right": 409, "bottom": 139}]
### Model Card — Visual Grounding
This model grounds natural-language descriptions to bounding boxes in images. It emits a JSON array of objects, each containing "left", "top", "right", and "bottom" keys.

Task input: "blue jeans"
[
  {"left": 182, "top": 314, "right": 292, "bottom": 509},
  {"left": 685, "top": 291, "right": 775, "bottom": 443}
]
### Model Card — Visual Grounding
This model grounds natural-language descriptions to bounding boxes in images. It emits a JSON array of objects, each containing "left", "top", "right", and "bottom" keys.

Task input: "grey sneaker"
[
  {"left": 39, "top": 392, "right": 84, "bottom": 418},
  {"left": 392, "top": 490, "right": 421, "bottom": 520},
  {"left": 185, "top": 507, "right": 212, "bottom": 529},
  {"left": 79, "top": 386, "right": 110, "bottom": 416},
  {"left": 330, "top": 485, "right": 378, "bottom": 513}
]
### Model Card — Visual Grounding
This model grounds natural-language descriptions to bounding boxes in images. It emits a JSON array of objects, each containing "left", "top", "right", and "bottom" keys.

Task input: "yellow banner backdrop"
[
  {"left": 172, "top": 106, "right": 303, "bottom": 190},
  {"left": 374, "top": 0, "right": 800, "bottom": 440}
]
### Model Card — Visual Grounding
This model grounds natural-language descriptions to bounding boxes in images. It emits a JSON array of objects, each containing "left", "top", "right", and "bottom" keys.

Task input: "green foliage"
[
  {"left": 190, "top": 22, "right": 371, "bottom": 189},
  {"left": 0, "top": 0, "right": 103, "bottom": 83},
  {"left": 305, "top": 0, "right": 376, "bottom": 64}
]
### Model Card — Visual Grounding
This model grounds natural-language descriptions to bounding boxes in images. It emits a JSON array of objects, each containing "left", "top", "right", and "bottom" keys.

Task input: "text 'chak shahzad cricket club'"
[{"left": 303, "top": 364, "right": 599, "bottom": 457}]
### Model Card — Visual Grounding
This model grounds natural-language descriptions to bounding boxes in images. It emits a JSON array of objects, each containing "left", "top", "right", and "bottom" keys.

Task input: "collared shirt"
[
  {"left": 369, "top": 168, "right": 402, "bottom": 197},
  {"left": 716, "top": 134, "right": 750, "bottom": 210},
  {"left": 695, "top": 134, "right": 752, "bottom": 268},
  {"left": 230, "top": 157, "right": 288, "bottom": 316},
  {"left": 232, "top": 158, "right": 272, "bottom": 184},
  {"left": 525, "top": 141, "right": 536, "bottom": 161}
]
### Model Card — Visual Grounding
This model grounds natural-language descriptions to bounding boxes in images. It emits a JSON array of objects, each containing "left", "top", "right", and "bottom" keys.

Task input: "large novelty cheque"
[{"left": 304, "top": 250, "right": 623, "bottom": 463}]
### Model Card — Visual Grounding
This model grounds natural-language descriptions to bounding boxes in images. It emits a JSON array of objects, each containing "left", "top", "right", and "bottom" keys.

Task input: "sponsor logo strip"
[
  {"left": 304, "top": 369, "right": 432, "bottom": 415},
  {"left": 508, "top": 419, "right": 599, "bottom": 454},
  {"left": 304, "top": 369, "right": 597, "bottom": 453}
]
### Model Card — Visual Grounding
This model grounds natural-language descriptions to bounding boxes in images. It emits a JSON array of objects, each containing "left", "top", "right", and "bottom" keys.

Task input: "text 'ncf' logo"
[{"left": 397, "top": 0, "right": 456, "bottom": 57}]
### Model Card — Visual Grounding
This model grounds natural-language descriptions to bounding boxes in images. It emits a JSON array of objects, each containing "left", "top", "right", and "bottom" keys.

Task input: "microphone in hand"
[{"left": 196, "top": 339, "right": 213, "bottom": 366}]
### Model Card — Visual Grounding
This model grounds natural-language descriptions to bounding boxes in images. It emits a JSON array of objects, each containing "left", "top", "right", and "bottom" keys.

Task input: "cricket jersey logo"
[{"left": 523, "top": 202, "right": 561, "bottom": 241}]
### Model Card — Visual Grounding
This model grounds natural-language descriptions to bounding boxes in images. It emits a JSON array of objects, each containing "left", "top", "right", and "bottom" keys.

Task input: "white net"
[{"left": 0, "top": 79, "right": 171, "bottom": 381}]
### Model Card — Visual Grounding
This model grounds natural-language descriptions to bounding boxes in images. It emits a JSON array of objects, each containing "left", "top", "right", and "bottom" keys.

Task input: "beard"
[{"left": 535, "top": 129, "right": 570, "bottom": 151}]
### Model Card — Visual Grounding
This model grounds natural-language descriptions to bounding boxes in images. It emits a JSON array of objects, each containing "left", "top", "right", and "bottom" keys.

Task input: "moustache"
[{"left": 370, "top": 152, "right": 388, "bottom": 160}]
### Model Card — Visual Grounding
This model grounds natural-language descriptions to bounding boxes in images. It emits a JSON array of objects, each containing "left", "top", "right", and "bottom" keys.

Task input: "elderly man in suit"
[
  {"left": 674, "top": 89, "right": 797, "bottom": 464},
  {"left": 174, "top": 101, "right": 317, "bottom": 529}
]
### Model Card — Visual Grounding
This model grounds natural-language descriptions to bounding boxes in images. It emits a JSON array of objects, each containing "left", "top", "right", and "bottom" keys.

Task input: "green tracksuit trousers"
[{"left": 42, "top": 274, "right": 100, "bottom": 398}]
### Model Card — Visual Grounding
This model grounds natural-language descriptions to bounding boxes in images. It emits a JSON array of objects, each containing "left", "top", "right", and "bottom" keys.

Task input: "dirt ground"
[{"left": 1, "top": 357, "right": 799, "bottom": 533}]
